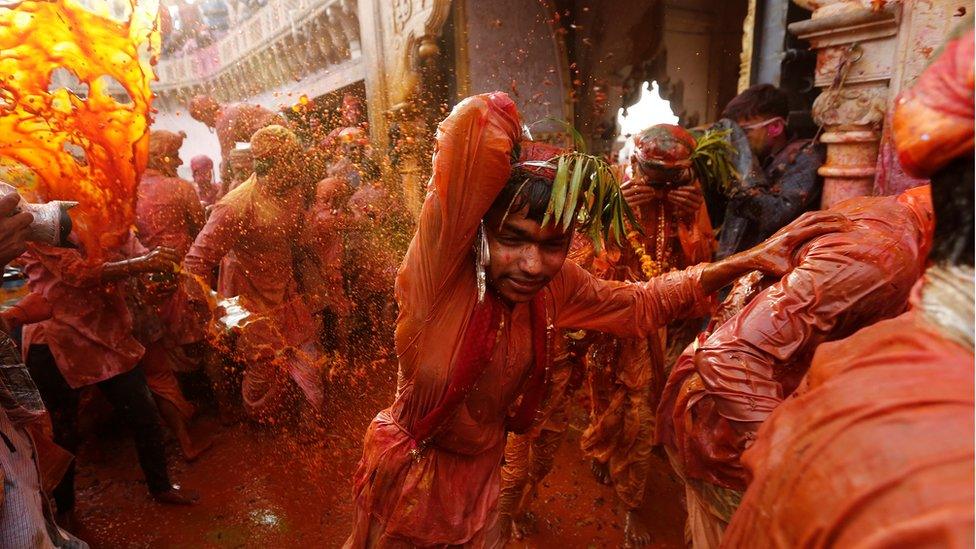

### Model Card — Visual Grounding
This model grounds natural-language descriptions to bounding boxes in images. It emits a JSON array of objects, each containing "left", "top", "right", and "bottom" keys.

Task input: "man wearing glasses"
[{"left": 716, "top": 84, "right": 825, "bottom": 259}]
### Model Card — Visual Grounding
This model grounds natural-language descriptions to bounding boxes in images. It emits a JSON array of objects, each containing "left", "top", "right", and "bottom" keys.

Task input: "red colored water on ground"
[{"left": 69, "top": 361, "right": 685, "bottom": 548}]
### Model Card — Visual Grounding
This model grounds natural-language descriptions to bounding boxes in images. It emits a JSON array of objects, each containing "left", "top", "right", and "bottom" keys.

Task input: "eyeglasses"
[{"left": 738, "top": 116, "right": 786, "bottom": 131}]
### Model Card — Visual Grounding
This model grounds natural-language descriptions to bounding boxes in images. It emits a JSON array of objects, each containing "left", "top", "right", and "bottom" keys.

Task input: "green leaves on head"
[
  {"left": 690, "top": 128, "right": 739, "bottom": 197},
  {"left": 543, "top": 151, "right": 635, "bottom": 254}
]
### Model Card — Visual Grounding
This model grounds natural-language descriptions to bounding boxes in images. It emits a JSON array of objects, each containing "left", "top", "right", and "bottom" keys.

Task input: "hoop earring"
[{"left": 475, "top": 221, "right": 490, "bottom": 303}]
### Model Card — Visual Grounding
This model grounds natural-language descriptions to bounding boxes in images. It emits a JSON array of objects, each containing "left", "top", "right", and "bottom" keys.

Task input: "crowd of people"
[{"left": 0, "top": 23, "right": 972, "bottom": 549}]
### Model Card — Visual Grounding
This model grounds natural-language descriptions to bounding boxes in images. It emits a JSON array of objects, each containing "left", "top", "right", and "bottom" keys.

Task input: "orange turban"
[
  {"left": 633, "top": 124, "right": 696, "bottom": 170},
  {"left": 892, "top": 29, "right": 974, "bottom": 178},
  {"left": 148, "top": 130, "right": 185, "bottom": 161},
  {"left": 250, "top": 125, "right": 302, "bottom": 161}
]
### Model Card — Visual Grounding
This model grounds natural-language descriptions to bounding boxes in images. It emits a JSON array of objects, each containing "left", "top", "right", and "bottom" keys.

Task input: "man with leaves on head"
[{"left": 344, "top": 92, "right": 848, "bottom": 548}]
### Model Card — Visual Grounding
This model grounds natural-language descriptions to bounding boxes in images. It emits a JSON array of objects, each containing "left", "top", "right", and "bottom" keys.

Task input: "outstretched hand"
[
  {"left": 747, "top": 210, "right": 854, "bottom": 276},
  {"left": 140, "top": 247, "right": 181, "bottom": 273},
  {"left": 700, "top": 210, "right": 853, "bottom": 295}
]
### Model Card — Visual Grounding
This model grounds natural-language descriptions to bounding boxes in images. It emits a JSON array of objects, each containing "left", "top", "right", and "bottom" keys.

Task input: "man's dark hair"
[
  {"left": 929, "top": 153, "right": 974, "bottom": 266},
  {"left": 722, "top": 84, "right": 790, "bottom": 121},
  {"left": 488, "top": 166, "right": 553, "bottom": 225}
]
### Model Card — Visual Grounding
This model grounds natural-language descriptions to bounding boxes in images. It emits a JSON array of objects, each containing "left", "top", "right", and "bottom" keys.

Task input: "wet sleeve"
[
  {"left": 182, "top": 202, "right": 241, "bottom": 278},
  {"left": 550, "top": 260, "right": 711, "bottom": 338},
  {"left": 26, "top": 247, "right": 103, "bottom": 288},
  {"left": 396, "top": 93, "right": 521, "bottom": 314},
  {"left": 693, "top": 236, "right": 903, "bottom": 427}
]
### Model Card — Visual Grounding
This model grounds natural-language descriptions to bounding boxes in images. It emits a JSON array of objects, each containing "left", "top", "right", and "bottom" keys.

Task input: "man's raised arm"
[{"left": 396, "top": 92, "right": 521, "bottom": 313}]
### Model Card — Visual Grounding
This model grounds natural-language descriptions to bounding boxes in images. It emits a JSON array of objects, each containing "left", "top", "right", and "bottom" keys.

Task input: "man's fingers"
[
  {"left": 8, "top": 211, "right": 33, "bottom": 229},
  {"left": 0, "top": 194, "right": 20, "bottom": 217},
  {"left": 627, "top": 196, "right": 655, "bottom": 207},
  {"left": 667, "top": 194, "right": 698, "bottom": 209}
]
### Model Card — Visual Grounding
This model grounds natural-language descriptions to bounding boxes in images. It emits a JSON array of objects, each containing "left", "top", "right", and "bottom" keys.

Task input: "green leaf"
[
  {"left": 563, "top": 156, "right": 586, "bottom": 231},
  {"left": 547, "top": 156, "right": 569, "bottom": 227}
]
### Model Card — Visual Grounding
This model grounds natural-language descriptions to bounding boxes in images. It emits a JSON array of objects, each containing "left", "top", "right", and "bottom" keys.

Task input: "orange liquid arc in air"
[{"left": 0, "top": 0, "right": 159, "bottom": 260}]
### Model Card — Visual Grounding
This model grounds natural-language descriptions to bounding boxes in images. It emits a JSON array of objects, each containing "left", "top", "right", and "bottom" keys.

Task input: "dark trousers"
[{"left": 27, "top": 345, "right": 172, "bottom": 511}]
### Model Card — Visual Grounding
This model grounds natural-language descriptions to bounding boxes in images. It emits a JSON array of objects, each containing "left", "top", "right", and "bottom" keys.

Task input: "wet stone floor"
[{"left": 68, "top": 360, "right": 685, "bottom": 548}]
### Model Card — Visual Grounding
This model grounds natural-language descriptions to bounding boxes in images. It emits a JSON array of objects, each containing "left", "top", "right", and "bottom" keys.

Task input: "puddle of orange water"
[{"left": 0, "top": 0, "right": 159, "bottom": 259}]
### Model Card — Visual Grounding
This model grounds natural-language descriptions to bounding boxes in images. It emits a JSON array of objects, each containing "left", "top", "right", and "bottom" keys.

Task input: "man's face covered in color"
[{"left": 483, "top": 205, "right": 572, "bottom": 304}]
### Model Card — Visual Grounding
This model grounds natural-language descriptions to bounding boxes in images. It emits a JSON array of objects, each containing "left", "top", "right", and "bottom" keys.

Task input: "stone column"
[{"left": 789, "top": 2, "right": 898, "bottom": 207}]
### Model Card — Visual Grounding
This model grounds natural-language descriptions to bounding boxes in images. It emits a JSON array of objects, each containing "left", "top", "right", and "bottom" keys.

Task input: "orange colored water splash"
[{"left": 0, "top": 0, "right": 159, "bottom": 259}]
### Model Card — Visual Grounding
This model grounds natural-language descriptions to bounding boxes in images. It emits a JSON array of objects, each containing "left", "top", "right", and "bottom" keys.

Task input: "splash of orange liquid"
[{"left": 0, "top": 0, "right": 159, "bottom": 259}]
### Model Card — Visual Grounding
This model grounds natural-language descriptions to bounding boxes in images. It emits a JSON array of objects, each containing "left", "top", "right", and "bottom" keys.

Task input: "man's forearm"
[
  {"left": 100, "top": 258, "right": 146, "bottom": 282},
  {"left": 699, "top": 250, "right": 761, "bottom": 294}
]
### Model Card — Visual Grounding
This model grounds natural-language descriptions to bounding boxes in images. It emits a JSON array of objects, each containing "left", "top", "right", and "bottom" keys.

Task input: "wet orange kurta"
[
  {"left": 183, "top": 174, "right": 323, "bottom": 414},
  {"left": 657, "top": 188, "right": 934, "bottom": 491},
  {"left": 722, "top": 294, "right": 974, "bottom": 547},
  {"left": 581, "top": 182, "right": 714, "bottom": 509},
  {"left": 136, "top": 169, "right": 205, "bottom": 257},
  {"left": 135, "top": 169, "right": 207, "bottom": 417},
  {"left": 346, "top": 93, "right": 712, "bottom": 547}
]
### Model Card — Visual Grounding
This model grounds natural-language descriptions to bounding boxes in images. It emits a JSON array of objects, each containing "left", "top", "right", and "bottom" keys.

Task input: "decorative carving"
[
  {"left": 154, "top": 0, "right": 358, "bottom": 100},
  {"left": 392, "top": 0, "right": 412, "bottom": 34},
  {"left": 811, "top": 86, "right": 887, "bottom": 127}
]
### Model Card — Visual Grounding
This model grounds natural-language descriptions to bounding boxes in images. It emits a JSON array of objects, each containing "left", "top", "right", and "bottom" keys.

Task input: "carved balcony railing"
[{"left": 152, "top": 0, "right": 361, "bottom": 107}]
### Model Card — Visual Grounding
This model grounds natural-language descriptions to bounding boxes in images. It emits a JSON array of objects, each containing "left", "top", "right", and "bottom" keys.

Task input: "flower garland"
[{"left": 625, "top": 202, "right": 674, "bottom": 280}]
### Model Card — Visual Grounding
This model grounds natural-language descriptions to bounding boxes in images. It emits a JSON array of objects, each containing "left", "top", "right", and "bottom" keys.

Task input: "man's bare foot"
[
  {"left": 180, "top": 436, "right": 213, "bottom": 462},
  {"left": 624, "top": 509, "right": 652, "bottom": 548},
  {"left": 152, "top": 485, "right": 199, "bottom": 505},
  {"left": 591, "top": 459, "right": 611, "bottom": 485},
  {"left": 511, "top": 511, "right": 537, "bottom": 540}
]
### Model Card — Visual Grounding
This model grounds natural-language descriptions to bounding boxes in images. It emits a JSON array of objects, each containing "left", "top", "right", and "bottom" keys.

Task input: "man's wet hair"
[
  {"left": 488, "top": 166, "right": 553, "bottom": 225},
  {"left": 722, "top": 83, "right": 790, "bottom": 122},
  {"left": 928, "top": 153, "right": 974, "bottom": 266}
]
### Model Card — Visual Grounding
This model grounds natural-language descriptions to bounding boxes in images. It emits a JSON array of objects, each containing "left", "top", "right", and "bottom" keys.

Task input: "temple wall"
[{"left": 458, "top": 0, "right": 572, "bottom": 141}]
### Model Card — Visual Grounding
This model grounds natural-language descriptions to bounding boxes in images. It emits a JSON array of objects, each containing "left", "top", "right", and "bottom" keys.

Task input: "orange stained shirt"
[
  {"left": 348, "top": 92, "right": 713, "bottom": 546},
  {"left": 723, "top": 298, "right": 973, "bottom": 547}
]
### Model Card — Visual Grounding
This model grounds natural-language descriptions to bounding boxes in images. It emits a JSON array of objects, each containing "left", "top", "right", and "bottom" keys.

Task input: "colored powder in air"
[{"left": 0, "top": 0, "right": 159, "bottom": 259}]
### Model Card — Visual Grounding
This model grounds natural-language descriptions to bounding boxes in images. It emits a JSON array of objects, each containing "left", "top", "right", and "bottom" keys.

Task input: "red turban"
[
  {"left": 633, "top": 124, "right": 696, "bottom": 170},
  {"left": 893, "top": 29, "right": 974, "bottom": 178},
  {"left": 148, "top": 130, "right": 185, "bottom": 161},
  {"left": 516, "top": 141, "right": 565, "bottom": 180}
]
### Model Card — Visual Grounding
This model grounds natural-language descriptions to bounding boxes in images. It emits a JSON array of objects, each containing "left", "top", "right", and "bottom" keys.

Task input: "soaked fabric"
[
  {"left": 723, "top": 274, "right": 974, "bottom": 548},
  {"left": 182, "top": 173, "right": 323, "bottom": 416},
  {"left": 658, "top": 190, "right": 934, "bottom": 491},
  {"left": 135, "top": 169, "right": 206, "bottom": 417},
  {"left": 299, "top": 176, "right": 352, "bottom": 318},
  {"left": 346, "top": 93, "right": 712, "bottom": 548},
  {"left": 20, "top": 235, "right": 148, "bottom": 389},
  {"left": 716, "top": 136, "right": 825, "bottom": 259},
  {"left": 136, "top": 169, "right": 206, "bottom": 257},
  {"left": 580, "top": 188, "right": 713, "bottom": 510},
  {"left": 893, "top": 29, "right": 974, "bottom": 178}
]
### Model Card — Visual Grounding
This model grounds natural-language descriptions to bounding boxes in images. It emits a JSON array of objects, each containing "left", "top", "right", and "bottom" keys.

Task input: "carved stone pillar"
[
  {"left": 359, "top": 0, "right": 451, "bottom": 218},
  {"left": 789, "top": 2, "right": 899, "bottom": 207}
]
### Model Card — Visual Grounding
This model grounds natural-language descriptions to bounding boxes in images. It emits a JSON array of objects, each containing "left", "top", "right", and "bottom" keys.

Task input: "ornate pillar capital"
[{"left": 789, "top": 3, "right": 900, "bottom": 207}]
